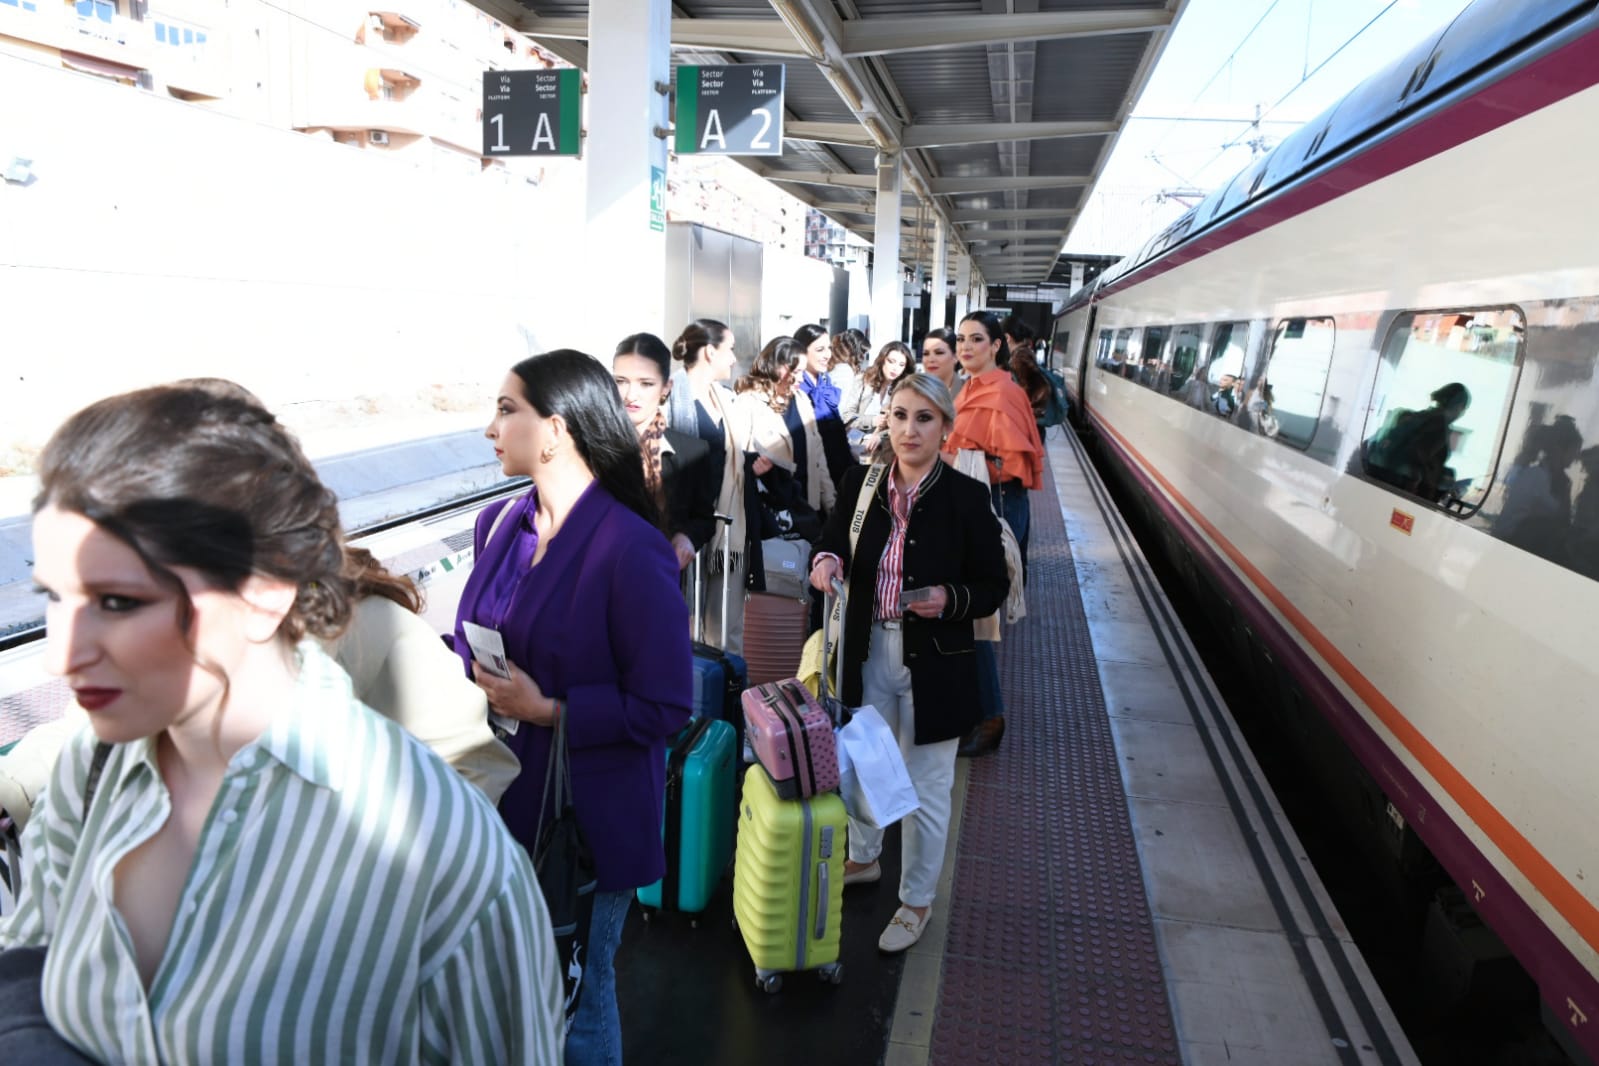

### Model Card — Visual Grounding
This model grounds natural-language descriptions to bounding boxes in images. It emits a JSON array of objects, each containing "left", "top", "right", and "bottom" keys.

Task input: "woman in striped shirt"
[
  {"left": 808, "top": 374, "right": 1008, "bottom": 954},
  {"left": 0, "top": 383, "right": 564, "bottom": 1064}
]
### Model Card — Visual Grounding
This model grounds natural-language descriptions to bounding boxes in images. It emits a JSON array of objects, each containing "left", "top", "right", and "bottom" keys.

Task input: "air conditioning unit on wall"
[{"left": 369, "top": 130, "right": 389, "bottom": 146}]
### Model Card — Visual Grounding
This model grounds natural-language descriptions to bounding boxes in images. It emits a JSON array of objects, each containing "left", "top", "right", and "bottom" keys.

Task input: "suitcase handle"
[{"left": 815, "top": 859, "right": 829, "bottom": 940}]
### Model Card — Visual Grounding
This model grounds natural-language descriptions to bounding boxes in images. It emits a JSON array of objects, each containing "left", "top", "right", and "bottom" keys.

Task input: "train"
[{"left": 1052, "top": 0, "right": 1599, "bottom": 1059}]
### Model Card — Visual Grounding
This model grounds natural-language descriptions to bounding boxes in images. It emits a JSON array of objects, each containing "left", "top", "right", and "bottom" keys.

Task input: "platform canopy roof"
[{"left": 470, "top": 0, "right": 1189, "bottom": 284}]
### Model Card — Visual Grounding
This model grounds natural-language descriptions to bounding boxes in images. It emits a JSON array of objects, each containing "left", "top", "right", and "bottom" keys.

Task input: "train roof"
[{"left": 1064, "top": 0, "right": 1593, "bottom": 312}]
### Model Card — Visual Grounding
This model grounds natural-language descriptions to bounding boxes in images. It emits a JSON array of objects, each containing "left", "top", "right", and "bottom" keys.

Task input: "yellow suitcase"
[{"left": 731, "top": 763, "right": 846, "bottom": 992}]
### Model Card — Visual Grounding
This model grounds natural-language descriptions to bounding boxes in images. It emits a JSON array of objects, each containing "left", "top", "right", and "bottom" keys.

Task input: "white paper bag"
[{"left": 835, "top": 706, "right": 920, "bottom": 829}]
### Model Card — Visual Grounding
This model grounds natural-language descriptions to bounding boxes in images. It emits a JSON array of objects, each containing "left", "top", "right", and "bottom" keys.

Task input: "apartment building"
[{"left": 0, "top": 0, "right": 554, "bottom": 165}]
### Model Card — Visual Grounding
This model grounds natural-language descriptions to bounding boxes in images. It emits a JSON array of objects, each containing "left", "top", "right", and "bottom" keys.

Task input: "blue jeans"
[
  {"left": 565, "top": 889, "right": 631, "bottom": 1066},
  {"left": 975, "top": 638, "right": 1004, "bottom": 722}
]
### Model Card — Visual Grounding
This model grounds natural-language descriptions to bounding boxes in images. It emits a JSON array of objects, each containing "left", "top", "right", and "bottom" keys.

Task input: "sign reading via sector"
[
  {"left": 482, "top": 68, "right": 581, "bottom": 157},
  {"left": 675, "top": 64, "right": 785, "bottom": 157}
]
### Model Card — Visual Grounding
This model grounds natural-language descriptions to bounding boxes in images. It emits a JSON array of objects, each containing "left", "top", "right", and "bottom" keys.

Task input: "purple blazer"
[{"left": 450, "top": 482, "right": 692, "bottom": 892}]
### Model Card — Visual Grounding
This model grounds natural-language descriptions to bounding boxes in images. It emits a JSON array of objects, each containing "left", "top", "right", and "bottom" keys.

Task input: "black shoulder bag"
[
  {"left": 534, "top": 711, "right": 597, "bottom": 1032},
  {"left": 0, "top": 742, "right": 109, "bottom": 1063}
]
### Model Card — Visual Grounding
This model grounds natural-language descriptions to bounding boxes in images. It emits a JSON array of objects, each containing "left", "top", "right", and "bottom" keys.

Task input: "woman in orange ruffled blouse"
[
  {"left": 947, "top": 309, "right": 1043, "bottom": 558},
  {"left": 944, "top": 309, "right": 1043, "bottom": 757}
]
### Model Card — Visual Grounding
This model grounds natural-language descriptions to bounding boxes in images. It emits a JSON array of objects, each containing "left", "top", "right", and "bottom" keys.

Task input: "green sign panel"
[
  {"left": 675, "top": 64, "right": 785, "bottom": 157},
  {"left": 482, "top": 68, "right": 581, "bottom": 157}
]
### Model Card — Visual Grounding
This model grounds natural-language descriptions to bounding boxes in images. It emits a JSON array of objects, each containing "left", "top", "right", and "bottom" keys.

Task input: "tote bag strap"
[{"left": 831, "top": 463, "right": 888, "bottom": 637}]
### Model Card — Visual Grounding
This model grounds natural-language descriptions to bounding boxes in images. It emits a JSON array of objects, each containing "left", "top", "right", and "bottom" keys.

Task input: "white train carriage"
[{"left": 1056, "top": 0, "right": 1599, "bottom": 1058}]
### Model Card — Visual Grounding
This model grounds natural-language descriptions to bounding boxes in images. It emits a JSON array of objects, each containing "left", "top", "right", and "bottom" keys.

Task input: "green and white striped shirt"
[{"left": 0, "top": 643, "right": 564, "bottom": 1065}]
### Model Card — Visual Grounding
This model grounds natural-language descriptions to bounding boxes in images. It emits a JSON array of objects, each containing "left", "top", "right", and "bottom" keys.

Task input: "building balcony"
[{"left": 0, "top": 4, "right": 153, "bottom": 73}]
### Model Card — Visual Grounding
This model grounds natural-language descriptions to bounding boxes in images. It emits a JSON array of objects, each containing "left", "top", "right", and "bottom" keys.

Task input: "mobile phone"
[{"left": 899, "top": 586, "right": 935, "bottom": 611}]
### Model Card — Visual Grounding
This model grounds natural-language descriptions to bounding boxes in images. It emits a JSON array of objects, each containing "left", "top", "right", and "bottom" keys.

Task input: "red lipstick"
[{"left": 75, "top": 688, "right": 122, "bottom": 711}]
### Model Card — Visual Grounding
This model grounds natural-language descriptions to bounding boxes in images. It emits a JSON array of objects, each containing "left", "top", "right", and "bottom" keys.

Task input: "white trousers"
[{"left": 847, "top": 622, "right": 959, "bottom": 909}]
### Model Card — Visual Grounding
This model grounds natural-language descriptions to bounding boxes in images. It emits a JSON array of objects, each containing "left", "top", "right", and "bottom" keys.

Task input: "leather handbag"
[{"left": 533, "top": 711, "right": 596, "bottom": 1031}]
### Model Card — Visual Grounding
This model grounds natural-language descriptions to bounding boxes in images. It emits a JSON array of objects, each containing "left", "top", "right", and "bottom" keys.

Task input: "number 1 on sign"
[{"left": 488, "top": 113, "right": 508, "bottom": 153}]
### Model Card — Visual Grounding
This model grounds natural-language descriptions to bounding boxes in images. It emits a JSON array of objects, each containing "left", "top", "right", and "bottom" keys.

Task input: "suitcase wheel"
[
  {"left": 820, "top": 963, "right": 843, "bottom": 986},
  {"left": 758, "top": 973, "right": 783, "bottom": 994}
]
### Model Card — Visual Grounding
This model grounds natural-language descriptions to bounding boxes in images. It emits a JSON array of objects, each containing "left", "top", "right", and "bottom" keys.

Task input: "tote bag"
[{"left": 534, "top": 711, "right": 597, "bottom": 1031}]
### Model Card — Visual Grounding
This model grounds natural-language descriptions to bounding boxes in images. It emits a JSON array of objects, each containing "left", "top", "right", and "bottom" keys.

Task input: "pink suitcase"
[{"left": 741, "top": 679, "right": 839, "bottom": 800}]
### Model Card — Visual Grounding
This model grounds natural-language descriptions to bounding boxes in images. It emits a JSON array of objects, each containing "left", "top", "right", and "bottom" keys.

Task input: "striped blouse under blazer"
[{"left": 0, "top": 642, "right": 564, "bottom": 1066}]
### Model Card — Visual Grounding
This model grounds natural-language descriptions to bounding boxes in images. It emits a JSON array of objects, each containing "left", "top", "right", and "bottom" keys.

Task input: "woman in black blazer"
[
  {"left": 615, "top": 334, "right": 719, "bottom": 569},
  {"left": 809, "top": 373, "right": 1008, "bottom": 954}
]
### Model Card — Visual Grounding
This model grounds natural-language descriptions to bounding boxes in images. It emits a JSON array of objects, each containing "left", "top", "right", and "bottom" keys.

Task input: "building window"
[
  {"left": 1359, "top": 308, "right": 1524, "bottom": 512},
  {"left": 1257, "top": 317, "right": 1335, "bottom": 449}
]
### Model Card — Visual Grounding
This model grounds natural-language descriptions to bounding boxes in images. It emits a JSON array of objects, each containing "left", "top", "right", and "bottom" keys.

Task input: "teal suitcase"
[{"left": 638, "top": 717, "right": 737, "bottom": 915}]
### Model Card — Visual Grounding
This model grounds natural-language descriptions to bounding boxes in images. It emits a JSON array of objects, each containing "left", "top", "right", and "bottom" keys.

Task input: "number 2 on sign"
[{"left": 751, "top": 107, "right": 773, "bottom": 150}]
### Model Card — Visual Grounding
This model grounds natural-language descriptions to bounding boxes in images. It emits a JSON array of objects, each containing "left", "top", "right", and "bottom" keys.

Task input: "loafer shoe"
[
  {"left": 843, "top": 860, "right": 881, "bottom": 886},
  {"left": 878, "top": 906, "right": 931, "bottom": 953}
]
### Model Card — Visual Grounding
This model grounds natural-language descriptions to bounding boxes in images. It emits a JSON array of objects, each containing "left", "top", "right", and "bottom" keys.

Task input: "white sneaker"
[{"left": 877, "top": 906, "right": 931, "bottom": 953}]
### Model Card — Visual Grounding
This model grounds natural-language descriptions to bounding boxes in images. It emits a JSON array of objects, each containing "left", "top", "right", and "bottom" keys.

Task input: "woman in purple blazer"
[{"left": 451, "top": 350, "right": 693, "bottom": 1066}]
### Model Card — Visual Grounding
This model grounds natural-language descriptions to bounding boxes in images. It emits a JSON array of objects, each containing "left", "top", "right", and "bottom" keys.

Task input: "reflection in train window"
[
  {"left": 1258, "top": 318, "right": 1336, "bottom": 448},
  {"left": 1112, "top": 328, "right": 1136, "bottom": 377},
  {"left": 1360, "top": 308, "right": 1524, "bottom": 512},
  {"left": 1166, "top": 324, "right": 1204, "bottom": 395},
  {"left": 1136, "top": 326, "right": 1169, "bottom": 388},
  {"left": 1201, "top": 321, "right": 1250, "bottom": 418},
  {"left": 1095, "top": 328, "right": 1114, "bottom": 368}
]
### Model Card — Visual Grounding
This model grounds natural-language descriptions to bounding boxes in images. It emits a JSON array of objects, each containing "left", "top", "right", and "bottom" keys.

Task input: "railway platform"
[
  {"left": 616, "top": 427, "right": 1417, "bottom": 1065},
  {"left": 0, "top": 428, "right": 1418, "bottom": 1065}
]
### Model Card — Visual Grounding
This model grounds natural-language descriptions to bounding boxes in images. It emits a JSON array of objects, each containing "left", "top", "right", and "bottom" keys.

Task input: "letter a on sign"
[
  {"left": 700, "top": 109, "right": 726, "bottom": 151},
  {"left": 532, "top": 112, "right": 556, "bottom": 152}
]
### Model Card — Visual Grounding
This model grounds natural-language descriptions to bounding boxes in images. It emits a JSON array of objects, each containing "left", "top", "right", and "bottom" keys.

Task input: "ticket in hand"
[
  {"left": 462, "top": 621, "right": 518, "bottom": 735},
  {"left": 898, "top": 586, "right": 937, "bottom": 612},
  {"left": 462, "top": 621, "right": 512, "bottom": 679}
]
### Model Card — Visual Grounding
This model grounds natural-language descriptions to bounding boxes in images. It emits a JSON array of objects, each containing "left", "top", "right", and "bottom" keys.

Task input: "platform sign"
[
  {"left": 482, "top": 68, "right": 580, "bottom": 157},
  {"left": 650, "top": 165, "right": 666, "bottom": 232},
  {"left": 675, "top": 64, "right": 785, "bottom": 156}
]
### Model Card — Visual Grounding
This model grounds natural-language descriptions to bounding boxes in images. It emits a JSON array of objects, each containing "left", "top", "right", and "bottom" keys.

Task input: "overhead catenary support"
[
  {"left": 929, "top": 218, "right": 949, "bottom": 331},
  {"left": 871, "top": 151, "right": 905, "bottom": 346},
  {"left": 761, "top": 170, "right": 878, "bottom": 191},
  {"left": 837, "top": 9, "right": 1175, "bottom": 56},
  {"left": 583, "top": 0, "right": 671, "bottom": 351},
  {"left": 784, "top": 121, "right": 879, "bottom": 147},
  {"left": 901, "top": 120, "right": 1117, "bottom": 149},
  {"left": 929, "top": 175, "right": 1090, "bottom": 195},
  {"left": 522, "top": 9, "right": 1172, "bottom": 58},
  {"left": 952, "top": 208, "right": 1076, "bottom": 223},
  {"left": 815, "top": 201, "right": 919, "bottom": 221}
]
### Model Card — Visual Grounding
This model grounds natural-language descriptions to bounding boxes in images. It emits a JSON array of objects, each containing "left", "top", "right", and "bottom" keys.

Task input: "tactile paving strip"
[{"left": 930, "top": 450, "right": 1181, "bottom": 1065}]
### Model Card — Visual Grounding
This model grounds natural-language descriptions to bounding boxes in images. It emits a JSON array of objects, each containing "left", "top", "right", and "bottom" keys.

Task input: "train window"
[
  {"left": 1257, "top": 318, "right": 1336, "bottom": 449},
  {"left": 1165, "top": 324, "right": 1204, "bottom": 395},
  {"left": 1198, "top": 321, "right": 1250, "bottom": 418},
  {"left": 1111, "top": 328, "right": 1136, "bottom": 377},
  {"left": 1136, "top": 326, "right": 1168, "bottom": 389},
  {"left": 1359, "top": 308, "right": 1524, "bottom": 512},
  {"left": 1094, "top": 328, "right": 1114, "bottom": 369}
]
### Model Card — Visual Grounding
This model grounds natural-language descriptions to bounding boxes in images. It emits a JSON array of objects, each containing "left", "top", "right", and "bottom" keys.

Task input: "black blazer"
[
  {"left": 661, "top": 428, "right": 718, "bottom": 551},
  {"left": 814, "top": 461, "right": 1008, "bottom": 744}
]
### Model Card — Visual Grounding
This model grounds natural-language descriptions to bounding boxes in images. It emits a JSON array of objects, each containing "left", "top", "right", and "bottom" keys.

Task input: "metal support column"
[
  {"left": 953, "top": 253, "right": 971, "bottom": 323},
  {"left": 870, "top": 150, "right": 904, "bottom": 345},
  {"left": 929, "top": 220, "right": 949, "bottom": 330},
  {"left": 584, "top": 0, "right": 671, "bottom": 355}
]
